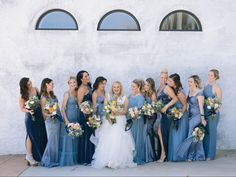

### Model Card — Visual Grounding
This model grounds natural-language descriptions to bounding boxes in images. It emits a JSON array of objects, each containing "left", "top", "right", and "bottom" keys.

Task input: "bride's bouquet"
[
  {"left": 103, "top": 100, "right": 121, "bottom": 125},
  {"left": 168, "top": 107, "right": 183, "bottom": 129},
  {"left": 128, "top": 107, "right": 142, "bottom": 120},
  {"left": 87, "top": 115, "right": 101, "bottom": 129},
  {"left": 66, "top": 123, "right": 84, "bottom": 137},
  {"left": 192, "top": 125, "right": 205, "bottom": 142},
  {"left": 25, "top": 96, "right": 40, "bottom": 121},
  {"left": 205, "top": 97, "right": 221, "bottom": 118},
  {"left": 80, "top": 101, "right": 93, "bottom": 116},
  {"left": 152, "top": 100, "right": 164, "bottom": 113},
  {"left": 141, "top": 102, "right": 155, "bottom": 118}
]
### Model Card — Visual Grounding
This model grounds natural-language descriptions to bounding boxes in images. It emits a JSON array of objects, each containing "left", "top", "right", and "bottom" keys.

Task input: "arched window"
[
  {"left": 160, "top": 10, "right": 202, "bottom": 31},
  {"left": 36, "top": 9, "right": 78, "bottom": 30},
  {"left": 97, "top": 10, "right": 141, "bottom": 31}
]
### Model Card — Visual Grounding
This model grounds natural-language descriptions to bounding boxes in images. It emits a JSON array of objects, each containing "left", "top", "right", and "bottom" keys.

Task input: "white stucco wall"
[{"left": 0, "top": 0, "right": 236, "bottom": 154}]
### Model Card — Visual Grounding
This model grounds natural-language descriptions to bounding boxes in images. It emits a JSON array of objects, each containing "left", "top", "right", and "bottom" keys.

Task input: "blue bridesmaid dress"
[
  {"left": 24, "top": 92, "right": 47, "bottom": 162},
  {"left": 168, "top": 91, "right": 189, "bottom": 162},
  {"left": 144, "top": 97, "right": 157, "bottom": 162},
  {"left": 59, "top": 92, "right": 79, "bottom": 166},
  {"left": 157, "top": 86, "right": 171, "bottom": 160},
  {"left": 96, "top": 95, "right": 105, "bottom": 122},
  {"left": 203, "top": 84, "right": 220, "bottom": 160},
  {"left": 77, "top": 88, "right": 95, "bottom": 164},
  {"left": 177, "top": 91, "right": 205, "bottom": 161},
  {"left": 41, "top": 96, "right": 62, "bottom": 167},
  {"left": 128, "top": 94, "right": 146, "bottom": 165}
]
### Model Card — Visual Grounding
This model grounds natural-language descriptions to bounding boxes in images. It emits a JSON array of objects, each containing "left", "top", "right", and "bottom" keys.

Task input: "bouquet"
[
  {"left": 25, "top": 96, "right": 40, "bottom": 121},
  {"left": 66, "top": 123, "right": 84, "bottom": 137},
  {"left": 192, "top": 126, "right": 205, "bottom": 142},
  {"left": 141, "top": 102, "right": 155, "bottom": 118},
  {"left": 44, "top": 100, "right": 59, "bottom": 122},
  {"left": 205, "top": 97, "right": 221, "bottom": 117},
  {"left": 128, "top": 107, "right": 142, "bottom": 120},
  {"left": 152, "top": 100, "right": 164, "bottom": 113},
  {"left": 87, "top": 115, "right": 101, "bottom": 129},
  {"left": 103, "top": 100, "right": 121, "bottom": 125},
  {"left": 168, "top": 107, "right": 183, "bottom": 129},
  {"left": 80, "top": 101, "right": 93, "bottom": 115}
]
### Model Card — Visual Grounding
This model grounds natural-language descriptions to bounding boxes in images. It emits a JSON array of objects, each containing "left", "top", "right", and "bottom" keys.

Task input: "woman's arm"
[
  {"left": 151, "top": 93, "right": 157, "bottom": 102},
  {"left": 161, "top": 86, "right": 178, "bottom": 113},
  {"left": 119, "top": 97, "right": 129, "bottom": 116},
  {"left": 197, "top": 95, "right": 207, "bottom": 126},
  {"left": 215, "top": 85, "right": 222, "bottom": 111},
  {"left": 77, "top": 86, "right": 86, "bottom": 105},
  {"left": 19, "top": 98, "right": 31, "bottom": 113},
  {"left": 92, "top": 91, "right": 98, "bottom": 115},
  {"left": 40, "top": 97, "right": 50, "bottom": 119},
  {"left": 178, "top": 92, "right": 187, "bottom": 113},
  {"left": 61, "top": 92, "right": 69, "bottom": 125}
]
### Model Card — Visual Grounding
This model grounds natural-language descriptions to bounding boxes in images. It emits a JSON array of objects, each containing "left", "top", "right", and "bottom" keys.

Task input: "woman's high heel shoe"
[
  {"left": 157, "top": 152, "right": 166, "bottom": 163},
  {"left": 25, "top": 154, "right": 38, "bottom": 166}
]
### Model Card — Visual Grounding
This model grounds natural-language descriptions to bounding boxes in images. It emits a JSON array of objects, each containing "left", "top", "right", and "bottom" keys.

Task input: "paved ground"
[{"left": 0, "top": 150, "right": 236, "bottom": 177}]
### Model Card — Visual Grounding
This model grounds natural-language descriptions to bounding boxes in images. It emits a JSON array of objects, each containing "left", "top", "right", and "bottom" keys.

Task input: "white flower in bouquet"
[
  {"left": 141, "top": 102, "right": 155, "bottom": 117},
  {"left": 192, "top": 126, "right": 205, "bottom": 142},
  {"left": 152, "top": 100, "right": 164, "bottom": 113},
  {"left": 87, "top": 115, "right": 101, "bottom": 129},
  {"left": 80, "top": 101, "right": 93, "bottom": 115},
  {"left": 205, "top": 97, "right": 221, "bottom": 117},
  {"left": 24, "top": 96, "right": 40, "bottom": 121},
  {"left": 103, "top": 100, "right": 121, "bottom": 125},
  {"left": 128, "top": 107, "right": 141, "bottom": 120},
  {"left": 67, "top": 122, "right": 84, "bottom": 137}
]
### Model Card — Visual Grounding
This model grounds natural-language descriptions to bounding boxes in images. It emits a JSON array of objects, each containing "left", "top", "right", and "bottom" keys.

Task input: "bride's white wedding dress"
[{"left": 92, "top": 95, "right": 137, "bottom": 169}]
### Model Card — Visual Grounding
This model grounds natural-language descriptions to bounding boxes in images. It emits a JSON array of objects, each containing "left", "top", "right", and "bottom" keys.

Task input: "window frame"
[
  {"left": 159, "top": 10, "right": 202, "bottom": 32},
  {"left": 97, "top": 9, "right": 141, "bottom": 31},
  {"left": 35, "top": 9, "right": 78, "bottom": 30}
]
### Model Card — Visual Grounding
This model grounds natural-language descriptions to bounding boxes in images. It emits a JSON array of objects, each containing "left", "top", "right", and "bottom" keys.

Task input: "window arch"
[
  {"left": 36, "top": 9, "right": 78, "bottom": 30},
  {"left": 97, "top": 9, "right": 141, "bottom": 31},
  {"left": 160, "top": 10, "right": 202, "bottom": 31}
]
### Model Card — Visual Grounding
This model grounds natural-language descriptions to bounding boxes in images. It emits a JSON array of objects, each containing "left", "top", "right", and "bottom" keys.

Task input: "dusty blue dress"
[
  {"left": 128, "top": 94, "right": 146, "bottom": 165},
  {"left": 168, "top": 91, "right": 189, "bottom": 161},
  {"left": 144, "top": 97, "right": 157, "bottom": 162},
  {"left": 41, "top": 96, "right": 62, "bottom": 167},
  {"left": 203, "top": 84, "right": 220, "bottom": 160},
  {"left": 77, "top": 88, "right": 95, "bottom": 164},
  {"left": 24, "top": 92, "right": 47, "bottom": 162},
  {"left": 59, "top": 92, "right": 79, "bottom": 166},
  {"left": 157, "top": 86, "right": 171, "bottom": 160},
  {"left": 96, "top": 95, "right": 105, "bottom": 122},
  {"left": 177, "top": 91, "right": 205, "bottom": 161}
]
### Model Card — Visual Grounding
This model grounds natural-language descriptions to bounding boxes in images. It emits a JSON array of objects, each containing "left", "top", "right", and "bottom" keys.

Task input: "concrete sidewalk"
[{"left": 1, "top": 150, "right": 236, "bottom": 177}]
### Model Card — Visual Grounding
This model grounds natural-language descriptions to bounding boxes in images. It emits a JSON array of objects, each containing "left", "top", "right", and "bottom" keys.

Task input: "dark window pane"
[
  {"left": 98, "top": 11, "right": 140, "bottom": 31},
  {"left": 37, "top": 10, "right": 77, "bottom": 30}
]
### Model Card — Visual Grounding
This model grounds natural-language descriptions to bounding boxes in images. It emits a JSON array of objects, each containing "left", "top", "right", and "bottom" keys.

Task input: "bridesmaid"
[
  {"left": 203, "top": 69, "right": 222, "bottom": 160},
  {"left": 92, "top": 76, "right": 107, "bottom": 121},
  {"left": 167, "top": 74, "right": 188, "bottom": 162},
  {"left": 40, "top": 78, "right": 62, "bottom": 167},
  {"left": 156, "top": 69, "right": 178, "bottom": 162},
  {"left": 59, "top": 76, "right": 79, "bottom": 166},
  {"left": 19, "top": 77, "right": 47, "bottom": 166},
  {"left": 76, "top": 70, "right": 95, "bottom": 165},
  {"left": 143, "top": 78, "right": 158, "bottom": 162},
  {"left": 177, "top": 75, "right": 207, "bottom": 161},
  {"left": 128, "top": 79, "right": 146, "bottom": 165}
]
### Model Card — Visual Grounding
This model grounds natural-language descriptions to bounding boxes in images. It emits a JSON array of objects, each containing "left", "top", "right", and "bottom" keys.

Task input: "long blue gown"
[
  {"left": 41, "top": 96, "right": 62, "bottom": 167},
  {"left": 157, "top": 86, "right": 171, "bottom": 160},
  {"left": 77, "top": 88, "right": 95, "bottom": 164},
  {"left": 96, "top": 95, "right": 105, "bottom": 122},
  {"left": 177, "top": 91, "right": 205, "bottom": 161},
  {"left": 168, "top": 91, "right": 189, "bottom": 161},
  {"left": 59, "top": 92, "right": 79, "bottom": 166},
  {"left": 128, "top": 94, "right": 146, "bottom": 165},
  {"left": 144, "top": 97, "right": 157, "bottom": 162},
  {"left": 203, "top": 84, "right": 220, "bottom": 160},
  {"left": 24, "top": 93, "right": 47, "bottom": 162}
]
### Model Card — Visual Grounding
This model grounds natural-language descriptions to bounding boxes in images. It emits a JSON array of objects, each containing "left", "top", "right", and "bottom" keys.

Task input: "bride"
[{"left": 92, "top": 81, "right": 136, "bottom": 169}]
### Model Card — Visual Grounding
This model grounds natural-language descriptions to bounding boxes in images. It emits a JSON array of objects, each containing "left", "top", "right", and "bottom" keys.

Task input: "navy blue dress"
[
  {"left": 77, "top": 88, "right": 95, "bottom": 164},
  {"left": 157, "top": 86, "right": 171, "bottom": 159},
  {"left": 203, "top": 84, "right": 220, "bottom": 160},
  {"left": 24, "top": 93, "right": 47, "bottom": 162}
]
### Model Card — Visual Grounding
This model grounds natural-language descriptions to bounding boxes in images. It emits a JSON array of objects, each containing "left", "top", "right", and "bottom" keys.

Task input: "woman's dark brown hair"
[
  {"left": 40, "top": 78, "right": 56, "bottom": 99},
  {"left": 19, "top": 77, "right": 30, "bottom": 100}
]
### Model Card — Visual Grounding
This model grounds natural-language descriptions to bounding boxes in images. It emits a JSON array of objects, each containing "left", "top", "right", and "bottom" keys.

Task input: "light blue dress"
[
  {"left": 203, "top": 84, "right": 220, "bottom": 160},
  {"left": 128, "top": 94, "right": 146, "bottom": 165},
  {"left": 59, "top": 92, "right": 79, "bottom": 166},
  {"left": 96, "top": 95, "right": 105, "bottom": 122},
  {"left": 144, "top": 97, "right": 157, "bottom": 162},
  {"left": 168, "top": 91, "right": 189, "bottom": 161},
  {"left": 41, "top": 96, "right": 62, "bottom": 167},
  {"left": 177, "top": 91, "right": 205, "bottom": 161}
]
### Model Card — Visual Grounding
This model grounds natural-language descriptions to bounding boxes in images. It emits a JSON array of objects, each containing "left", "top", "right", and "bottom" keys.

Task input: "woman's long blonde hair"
[{"left": 110, "top": 81, "right": 124, "bottom": 97}]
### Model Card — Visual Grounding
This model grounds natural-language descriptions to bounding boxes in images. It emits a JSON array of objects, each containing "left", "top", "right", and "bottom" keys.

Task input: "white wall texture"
[{"left": 0, "top": 0, "right": 236, "bottom": 154}]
